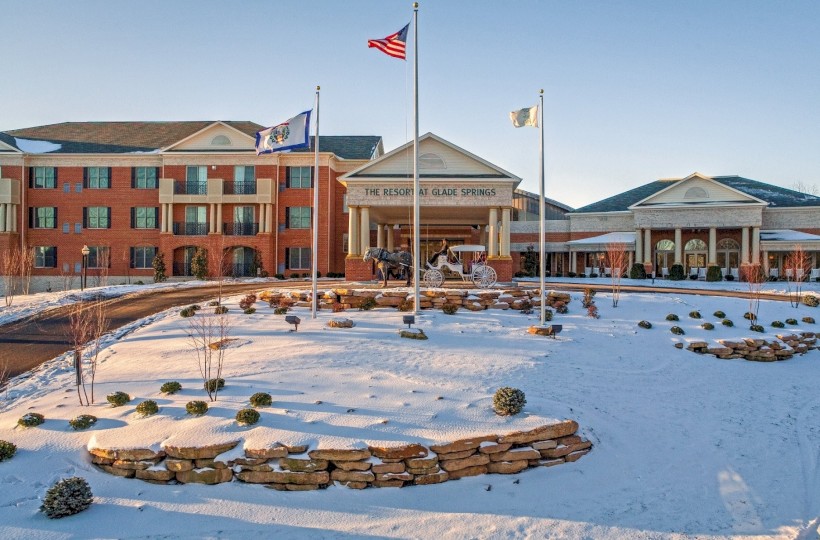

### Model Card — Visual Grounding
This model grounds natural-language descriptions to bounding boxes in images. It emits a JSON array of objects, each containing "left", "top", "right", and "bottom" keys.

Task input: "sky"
[{"left": 2, "top": 0, "right": 819, "bottom": 208}]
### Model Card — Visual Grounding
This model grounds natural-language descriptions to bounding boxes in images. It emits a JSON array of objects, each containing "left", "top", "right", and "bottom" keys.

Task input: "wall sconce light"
[{"left": 211, "top": 165, "right": 217, "bottom": 170}]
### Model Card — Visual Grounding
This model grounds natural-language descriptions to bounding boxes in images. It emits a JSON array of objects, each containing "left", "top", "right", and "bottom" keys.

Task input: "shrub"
[
  {"left": 236, "top": 408, "right": 261, "bottom": 426},
  {"left": 302, "top": 273, "right": 310, "bottom": 279},
  {"left": 665, "top": 314, "right": 679, "bottom": 321},
  {"left": 555, "top": 273, "right": 563, "bottom": 278},
  {"left": 750, "top": 324, "right": 765, "bottom": 333},
  {"left": 207, "top": 300, "right": 220, "bottom": 307},
  {"left": 542, "top": 308, "right": 554, "bottom": 322},
  {"left": 179, "top": 307, "right": 195, "bottom": 318},
  {"left": 69, "top": 415, "right": 97, "bottom": 431},
  {"left": 274, "top": 273, "right": 285, "bottom": 280},
  {"left": 722, "top": 319, "right": 734, "bottom": 327},
  {"left": 160, "top": 381, "right": 182, "bottom": 394},
  {"left": 669, "top": 264, "right": 685, "bottom": 281},
  {"left": 238, "top": 294, "right": 257, "bottom": 310},
  {"left": 492, "top": 387, "right": 527, "bottom": 416},
  {"left": 567, "top": 272, "right": 576, "bottom": 278},
  {"left": 243, "top": 307, "right": 256, "bottom": 315},
  {"left": 581, "top": 288, "right": 595, "bottom": 308},
  {"left": 135, "top": 400, "right": 159, "bottom": 417},
  {"left": 190, "top": 304, "right": 201, "bottom": 311},
  {"left": 40, "top": 477, "right": 93, "bottom": 519},
  {"left": 689, "top": 311, "right": 701, "bottom": 319},
  {"left": 249, "top": 392, "right": 272, "bottom": 408},
  {"left": 701, "top": 322, "right": 715, "bottom": 330},
  {"left": 786, "top": 318, "right": 798, "bottom": 325},
  {"left": 802, "top": 317, "right": 815, "bottom": 324},
  {"left": 442, "top": 303, "right": 459, "bottom": 315},
  {"left": 273, "top": 306, "right": 289, "bottom": 315},
  {"left": 670, "top": 326, "right": 685, "bottom": 335},
  {"left": 577, "top": 274, "right": 586, "bottom": 279},
  {"left": 586, "top": 303, "right": 599, "bottom": 319},
  {"left": 629, "top": 263, "right": 646, "bottom": 280},
  {"left": 204, "top": 378, "right": 225, "bottom": 392},
  {"left": 359, "top": 297, "right": 377, "bottom": 311},
  {"left": 803, "top": 294, "right": 819, "bottom": 308},
  {"left": 589, "top": 273, "right": 599, "bottom": 278},
  {"left": 186, "top": 401, "right": 209, "bottom": 416},
  {"left": 743, "top": 312, "right": 757, "bottom": 321},
  {"left": 689, "top": 274, "right": 698, "bottom": 280},
  {"left": 289, "top": 273, "right": 300, "bottom": 279},
  {"left": 771, "top": 320, "right": 785, "bottom": 328},
  {"left": 214, "top": 305, "right": 228, "bottom": 314},
  {"left": 106, "top": 391, "right": 131, "bottom": 407},
  {"left": 725, "top": 274, "right": 735, "bottom": 281},
  {"left": 553, "top": 301, "right": 568, "bottom": 314},
  {"left": 713, "top": 310, "right": 726, "bottom": 318},
  {"left": 0, "top": 440, "right": 17, "bottom": 462},
  {"left": 397, "top": 300, "right": 413, "bottom": 312},
  {"left": 706, "top": 266, "right": 722, "bottom": 282},
  {"left": 18, "top": 412, "right": 45, "bottom": 427},
  {"left": 638, "top": 320, "right": 652, "bottom": 329}
]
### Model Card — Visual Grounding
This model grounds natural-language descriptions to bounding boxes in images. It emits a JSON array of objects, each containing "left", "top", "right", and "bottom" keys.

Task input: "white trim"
[
  {"left": 628, "top": 173, "right": 768, "bottom": 209},
  {"left": 0, "top": 139, "right": 22, "bottom": 153},
  {"left": 161, "top": 121, "right": 257, "bottom": 152}
]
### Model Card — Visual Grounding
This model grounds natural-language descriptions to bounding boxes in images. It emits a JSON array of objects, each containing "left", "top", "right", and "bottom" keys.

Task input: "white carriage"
[{"left": 422, "top": 244, "right": 497, "bottom": 288}]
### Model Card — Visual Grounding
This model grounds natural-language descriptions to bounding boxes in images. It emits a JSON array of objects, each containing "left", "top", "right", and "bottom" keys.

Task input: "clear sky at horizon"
[{"left": 2, "top": 0, "right": 819, "bottom": 208}]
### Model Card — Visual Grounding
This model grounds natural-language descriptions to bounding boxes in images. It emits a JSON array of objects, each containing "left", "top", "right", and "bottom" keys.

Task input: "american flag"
[{"left": 367, "top": 23, "right": 410, "bottom": 60}]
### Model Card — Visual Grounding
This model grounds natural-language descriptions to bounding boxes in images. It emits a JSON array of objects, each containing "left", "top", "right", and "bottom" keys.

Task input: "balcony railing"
[
  {"left": 223, "top": 181, "right": 257, "bottom": 195},
  {"left": 223, "top": 222, "right": 259, "bottom": 236},
  {"left": 172, "top": 262, "right": 193, "bottom": 277},
  {"left": 174, "top": 181, "right": 208, "bottom": 195},
  {"left": 172, "top": 222, "right": 209, "bottom": 236}
]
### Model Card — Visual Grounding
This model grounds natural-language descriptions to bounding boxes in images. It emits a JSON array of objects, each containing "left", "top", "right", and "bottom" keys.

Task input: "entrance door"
[{"left": 685, "top": 253, "right": 706, "bottom": 274}]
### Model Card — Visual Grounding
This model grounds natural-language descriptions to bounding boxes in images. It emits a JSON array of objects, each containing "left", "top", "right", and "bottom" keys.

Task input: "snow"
[
  {"left": 566, "top": 231, "right": 636, "bottom": 245},
  {"left": 12, "top": 137, "right": 61, "bottom": 153},
  {"left": 760, "top": 229, "right": 820, "bottom": 242},
  {"left": 1, "top": 282, "right": 820, "bottom": 539}
]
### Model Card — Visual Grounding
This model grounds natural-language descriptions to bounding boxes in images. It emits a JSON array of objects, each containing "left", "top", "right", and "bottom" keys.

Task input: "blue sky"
[{"left": 2, "top": 0, "right": 819, "bottom": 208}]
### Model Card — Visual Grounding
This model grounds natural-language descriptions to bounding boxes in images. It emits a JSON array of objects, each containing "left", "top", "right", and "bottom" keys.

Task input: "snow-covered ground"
[{"left": 1, "top": 284, "right": 819, "bottom": 539}]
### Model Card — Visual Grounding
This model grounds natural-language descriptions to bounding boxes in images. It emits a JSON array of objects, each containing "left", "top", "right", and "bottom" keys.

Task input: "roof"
[
  {"left": 0, "top": 132, "right": 20, "bottom": 151},
  {"left": 573, "top": 175, "right": 820, "bottom": 213},
  {"left": 293, "top": 136, "right": 383, "bottom": 160},
  {"left": 567, "top": 232, "right": 636, "bottom": 246},
  {"left": 514, "top": 188, "right": 574, "bottom": 212}
]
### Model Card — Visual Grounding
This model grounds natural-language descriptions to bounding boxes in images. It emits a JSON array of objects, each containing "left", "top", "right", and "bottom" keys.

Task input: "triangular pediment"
[
  {"left": 0, "top": 138, "right": 22, "bottom": 153},
  {"left": 630, "top": 173, "right": 766, "bottom": 209},
  {"left": 340, "top": 133, "right": 521, "bottom": 184},
  {"left": 163, "top": 121, "right": 256, "bottom": 152}
]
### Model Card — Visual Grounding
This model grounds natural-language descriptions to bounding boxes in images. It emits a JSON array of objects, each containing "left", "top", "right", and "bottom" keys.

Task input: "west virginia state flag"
[
  {"left": 255, "top": 111, "right": 312, "bottom": 155},
  {"left": 510, "top": 105, "right": 539, "bottom": 128}
]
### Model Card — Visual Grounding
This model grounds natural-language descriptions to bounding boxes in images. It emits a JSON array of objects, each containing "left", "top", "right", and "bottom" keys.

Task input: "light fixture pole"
[{"left": 81, "top": 245, "right": 90, "bottom": 291}]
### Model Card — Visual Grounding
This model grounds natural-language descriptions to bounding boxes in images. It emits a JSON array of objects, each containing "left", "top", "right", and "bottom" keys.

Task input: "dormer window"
[
  {"left": 419, "top": 153, "right": 446, "bottom": 170},
  {"left": 684, "top": 186, "right": 708, "bottom": 199},
  {"left": 211, "top": 135, "right": 231, "bottom": 146}
]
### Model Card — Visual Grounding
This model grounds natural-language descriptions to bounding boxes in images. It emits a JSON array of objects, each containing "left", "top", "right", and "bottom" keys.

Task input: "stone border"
[
  {"left": 676, "top": 332, "right": 817, "bottom": 361},
  {"left": 89, "top": 420, "right": 592, "bottom": 490}
]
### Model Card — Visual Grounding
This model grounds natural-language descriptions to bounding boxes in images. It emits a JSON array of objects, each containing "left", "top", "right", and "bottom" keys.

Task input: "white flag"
[
  {"left": 510, "top": 105, "right": 539, "bottom": 128},
  {"left": 255, "top": 110, "right": 312, "bottom": 155}
]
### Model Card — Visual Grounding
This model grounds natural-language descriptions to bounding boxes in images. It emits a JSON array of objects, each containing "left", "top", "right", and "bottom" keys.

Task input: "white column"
[
  {"left": 674, "top": 228, "right": 682, "bottom": 265},
  {"left": 741, "top": 227, "right": 750, "bottom": 264},
  {"left": 628, "top": 250, "right": 634, "bottom": 269},
  {"left": 708, "top": 227, "right": 717, "bottom": 265},
  {"left": 349, "top": 206, "right": 360, "bottom": 256},
  {"left": 644, "top": 229, "right": 652, "bottom": 264},
  {"left": 488, "top": 208, "right": 498, "bottom": 257},
  {"left": 570, "top": 251, "right": 577, "bottom": 273},
  {"left": 360, "top": 206, "right": 370, "bottom": 253},
  {"left": 167, "top": 203, "right": 174, "bottom": 234},
  {"left": 751, "top": 227, "right": 760, "bottom": 264},
  {"left": 635, "top": 228, "right": 643, "bottom": 263},
  {"left": 376, "top": 224, "right": 384, "bottom": 249},
  {"left": 762, "top": 250, "right": 769, "bottom": 275},
  {"left": 266, "top": 204, "right": 273, "bottom": 234},
  {"left": 0, "top": 204, "right": 6, "bottom": 233},
  {"left": 259, "top": 203, "right": 266, "bottom": 233},
  {"left": 387, "top": 225, "right": 395, "bottom": 251},
  {"left": 216, "top": 204, "right": 223, "bottom": 234},
  {"left": 209, "top": 204, "right": 216, "bottom": 233},
  {"left": 501, "top": 207, "right": 511, "bottom": 257}
]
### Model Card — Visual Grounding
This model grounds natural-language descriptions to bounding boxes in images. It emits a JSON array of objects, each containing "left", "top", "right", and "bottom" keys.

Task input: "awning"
[
  {"left": 760, "top": 229, "right": 820, "bottom": 252},
  {"left": 566, "top": 232, "right": 636, "bottom": 252}
]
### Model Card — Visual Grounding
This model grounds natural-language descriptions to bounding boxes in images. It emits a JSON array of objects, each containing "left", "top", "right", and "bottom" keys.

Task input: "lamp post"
[{"left": 81, "top": 245, "right": 90, "bottom": 291}]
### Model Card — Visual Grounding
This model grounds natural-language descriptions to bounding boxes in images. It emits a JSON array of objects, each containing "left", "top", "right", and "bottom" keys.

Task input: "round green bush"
[
  {"left": 69, "top": 415, "right": 97, "bottom": 431},
  {"left": 701, "top": 322, "right": 715, "bottom": 330},
  {"left": 750, "top": 324, "right": 765, "bottom": 333},
  {"left": 106, "top": 391, "right": 131, "bottom": 407},
  {"left": 670, "top": 326, "right": 685, "bottom": 335},
  {"left": 135, "top": 400, "right": 159, "bottom": 417},
  {"left": 214, "top": 306, "right": 229, "bottom": 314},
  {"left": 190, "top": 304, "right": 201, "bottom": 311},
  {"left": 706, "top": 266, "right": 723, "bottom": 282},
  {"left": 204, "top": 378, "right": 225, "bottom": 392},
  {"left": 186, "top": 401, "right": 208, "bottom": 416},
  {"left": 243, "top": 307, "right": 256, "bottom": 315},
  {"left": 179, "top": 307, "right": 195, "bottom": 318},
  {"left": 40, "top": 477, "right": 93, "bottom": 519},
  {"left": 235, "top": 408, "right": 261, "bottom": 425},
  {"left": 629, "top": 263, "right": 647, "bottom": 280},
  {"left": 665, "top": 314, "right": 679, "bottom": 321},
  {"left": 744, "top": 312, "right": 757, "bottom": 321},
  {"left": 785, "top": 318, "right": 798, "bottom": 325},
  {"left": 442, "top": 303, "right": 459, "bottom": 315},
  {"left": 638, "top": 320, "right": 652, "bottom": 329},
  {"left": 722, "top": 319, "right": 734, "bottom": 327},
  {"left": 771, "top": 320, "right": 785, "bottom": 328},
  {"left": 273, "top": 306, "right": 289, "bottom": 315},
  {"left": 249, "top": 392, "right": 272, "bottom": 408},
  {"left": 802, "top": 317, "right": 815, "bottom": 324},
  {"left": 713, "top": 310, "right": 726, "bottom": 319},
  {"left": 802, "top": 295, "right": 819, "bottom": 308},
  {"left": 18, "top": 412, "right": 45, "bottom": 427},
  {"left": 0, "top": 440, "right": 17, "bottom": 462},
  {"left": 492, "top": 387, "right": 527, "bottom": 416},
  {"left": 359, "top": 297, "right": 377, "bottom": 311},
  {"left": 544, "top": 309, "right": 553, "bottom": 322},
  {"left": 160, "top": 381, "right": 182, "bottom": 394},
  {"left": 207, "top": 300, "right": 220, "bottom": 307},
  {"left": 669, "top": 264, "right": 685, "bottom": 281},
  {"left": 689, "top": 311, "right": 702, "bottom": 319}
]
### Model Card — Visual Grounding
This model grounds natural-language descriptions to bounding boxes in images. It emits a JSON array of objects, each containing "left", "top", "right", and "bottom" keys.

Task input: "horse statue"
[{"left": 363, "top": 247, "right": 413, "bottom": 287}]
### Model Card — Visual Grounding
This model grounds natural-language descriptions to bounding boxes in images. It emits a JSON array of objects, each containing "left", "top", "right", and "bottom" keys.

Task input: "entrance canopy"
[
  {"left": 760, "top": 229, "right": 820, "bottom": 252},
  {"left": 567, "top": 232, "right": 636, "bottom": 252}
]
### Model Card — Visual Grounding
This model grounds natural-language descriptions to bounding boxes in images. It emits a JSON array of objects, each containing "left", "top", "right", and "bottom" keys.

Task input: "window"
[
  {"left": 185, "top": 166, "right": 207, "bottom": 194},
  {"left": 63, "top": 223, "right": 69, "bottom": 234},
  {"left": 31, "top": 167, "right": 56, "bottom": 189},
  {"left": 211, "top": 135, "right": 231, "bottom": 146},
  {"left": 87, "top": 246, "right": 110, "bottom": 268},
  {"left": 133, "top": 167, "right": 158, "bottom": 189},
  {"left": 419, "top": 153, "right": 446, "bottom": 170},
  {"left": 287, "top": 207, "right": 310, "bottom": 229},
  {"left": 684, "top": 187, "right": 708, "bottom": 199},
  {"left": 84, "top": 167, "right": 111, "bottom": 189},
  {"left": 130, "top": 246, "right": 156, "bottom": 269},
  {"left": 287, "top": 166, "right": 312, "bottom": 188},
  {"left": 287, "top": 247, "right": 311, "bottom": 269},
  {"left": 34, "top": 246, "right": 57, "bottom": 268},
  {"left": 84, "top": 207, "right": 111, "bottom": 229},
  {"left": 232, "top": 166, "right": 256, "bottom": 194},
  {"left": 342, "top": 194, "right": 349, "bottom": 213},
  {"left": 63, "top": 183, "right": 70, "bottom": 193},
  {"left": 31, "top": 207, "right": 57, "bottom": 229},
  {"left": 132, "top": 207, "right": 158, "bottom": 229}
]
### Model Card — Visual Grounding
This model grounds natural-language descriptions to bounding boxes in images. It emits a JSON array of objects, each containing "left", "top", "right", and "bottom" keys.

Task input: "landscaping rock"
[
  {"left": 498, "top": 421, "right": 578, "bottom": 444},
  {"left": 164, "top": 441, "right": 239, "bottom": 460},
  {"left": 175, "top": 468, "right": 233, "bottom": 484}
]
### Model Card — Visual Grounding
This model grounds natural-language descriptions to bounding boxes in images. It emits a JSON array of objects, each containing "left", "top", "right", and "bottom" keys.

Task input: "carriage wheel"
[
  {"left": 472, "top": 265, "right": 497, "bottom": 288},
  {"left": 423, "top": 268, "right": 444, "bottom": 288}
]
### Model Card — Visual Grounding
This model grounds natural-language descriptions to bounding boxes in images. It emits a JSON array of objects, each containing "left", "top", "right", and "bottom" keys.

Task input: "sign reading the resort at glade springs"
[{"left": 346, "top": 183, "right": 511, "bottom": 206}]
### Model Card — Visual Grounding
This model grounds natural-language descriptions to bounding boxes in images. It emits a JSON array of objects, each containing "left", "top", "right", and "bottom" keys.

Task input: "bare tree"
[
  {"left": 209, "top": 237, "right": 231, "bottom": 305},
  {"left": 188, "top": 310, "right": 231, "bottom": 402},
  {"left": 742, "top": 263, "right": 765, "bottom": 328},
  {"left": 791, "top": 181, "right": 820, "bottom": 196},
  {"left": 60, "top": 263, "right": 76, "bottom": 292},
  {"left": 607, "top": 242, "right": 628, "bottom": 307},
  {"left": 121, "top": 246, "right": 132, "bottom": 285},
  {"left": 1, "top": 247, "right": 20, "bottom": 307},
  {"left": 19, "top": 246, "right": 34, "bottom": 295},
  {"left": 784, "top": 245, "right": 811, "bottom": 308},
  {"left": 87, "top": 297, "right": 110, "bottom": 403},
  {"left": 91, "top": 248, "right": 111, "bottom": 288},
  {"left": 67, "top": 303, "right": 94, "bottom": 405},
  {"left": 0, "top": 358, "right": 10, "bottom": 401}
]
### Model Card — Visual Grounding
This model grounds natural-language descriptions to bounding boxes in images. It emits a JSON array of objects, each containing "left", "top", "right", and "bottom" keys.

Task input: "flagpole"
[
  {"left": 538, "top": 89, "right": 546, "bottom": 326},
  {"left": 412, "top": 1, "right": 420, "bottom": 315},
  {"left": 311, "top": 85, "right": 320, "bottom": 319}
]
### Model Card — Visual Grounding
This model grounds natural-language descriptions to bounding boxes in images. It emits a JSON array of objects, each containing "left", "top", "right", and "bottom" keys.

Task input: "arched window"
[
  {"left": 684, "top": 239, "right": 707, "bottom": 251},
  {"left": 684, "top": 187, "right": 708, "bottom": 199},
  {"left": 656, "top": 239, "right": 675, "bottom": 251},
  {"left": 717, "top": 238, "right": 739, "bottom": 250},
  {"left": 211, "top": 135, "right": 231, "bottom": 146},
  {"left": 419, "top": 153, "right": 446, "bottom": 170}
]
